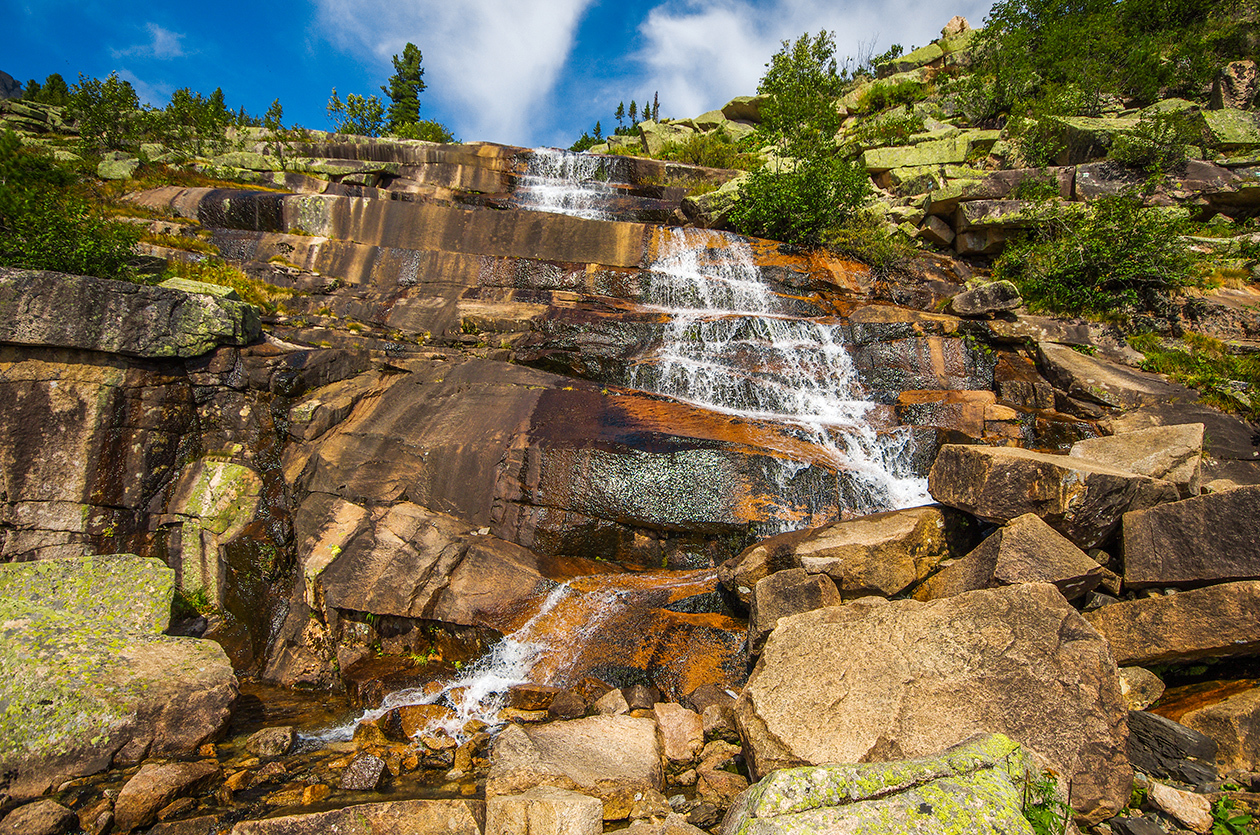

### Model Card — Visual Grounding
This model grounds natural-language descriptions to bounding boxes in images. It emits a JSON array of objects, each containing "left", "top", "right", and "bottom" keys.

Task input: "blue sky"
[{"left": 5, "top": 0, "right": 996, "bottom": 149}]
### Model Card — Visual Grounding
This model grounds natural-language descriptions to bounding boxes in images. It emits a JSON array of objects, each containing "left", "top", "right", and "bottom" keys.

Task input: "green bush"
[
  {"left": 71, "top": 72, "right": 143, "bottom": 155},
  {"left": 656, "top": 133, "right": 757, "bottom": 170},
  {"left": 854, "top": 80, "right": 928, "bottom": 115},
  {"left": 820, "top": 209, "right": 914, "bottom": 275},
  {"left": 994, "top": 194, "right": 1193, "bottom": 316},
  {"left": 729, "top": 154, "right": 871, "bottom": 245},
  {"left": 849, "top": 111, "right": 926, "bottom": 149},
  {"left": 393, "top": 120, "right": 456, "bottom": 143},
  {"left": 0, "top": 129, "right": 139, "bottom": 280},
  {"left": 1108, "top": 112, "right": 1203, "bottom": 174}
]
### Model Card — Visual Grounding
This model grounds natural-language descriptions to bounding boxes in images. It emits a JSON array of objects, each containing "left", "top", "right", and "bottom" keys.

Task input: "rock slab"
[
  {"left": 486, "top": 715, "right": 663, "bottom": 820},
  {"left": 1070, "top": 424, "right": 1203, "bottom": 498},
  {"left": 720, "top": 734, "right": 1039, "bottom": 835},
  {"left": 0, "top": 267, "right": 260, "bottom": 358},
  {"left": 928, "top": 443, "right": 1178, "bottom": 549},
  {"left": 229, "top": 799, "right": 482, "bottom": 834},
  {"left": 0, "top": 556, "right": 238, "bottom": 802},
  {"left": 1122, "top": 486, "right": 1260, "bottom": 588},
  {"left": 485, "top": 786, "right": 604, "bottom": 835},
  {"left": 734, "top": 583, "right": 1131, "bottom": 822},
  {"left": 1084, "top": 581, "right": 1260, "bottom": 666}
]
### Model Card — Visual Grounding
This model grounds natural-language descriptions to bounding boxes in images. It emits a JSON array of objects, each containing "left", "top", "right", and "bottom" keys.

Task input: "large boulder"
[
  {"left": 720, "top": 506, "right": 951, "bottom": 606},
  {"left": 748, "top": 569, "right": 841, "bottom": 652},
  {"left": 485, "top": 715, "right": 664, "bottom": 820},
  {"left": 928, "top": 444, "right": 1178, "bottom": 550},
  {"left": 947, "top": 280, "right": 1022, "bottom": 317},
  {"left": 485, "top": 787, "right": 604, "bottom": 835},
  {"left": 720, "top": 734, "right": 1040, "bottom": 835},
  {"left": 1179, "top": 688, "right": 1260, "bottom": 774},
  {"left": 114, "top": 760, "right": 221, "bottom": 833},
  {"left": 0, "top": 556, "right": 238, "bottom": 802},
  {"left": 1084, "top": 581, "right": 1260, "bottom": 666},
  {"left": 734, "top": 583, "right": 1131, "bottom": 822},
  {"left": 914, "top": 512, "right": 1104, "bottom": 601},
  {"left": 1037, "top": 342, "right": 1196, "bottom": 410},
  {"left": 1122, "top": 486, "right": 1260, "bottom": 589},
  {"left": 229, "top": 800, "right": 482, "bottom": 834},
  {"left": 0, "top": 267, "right": 260, "bottom": 358},
  {"left": 1070, "top": 424, "right": 1204, "bottom": 499}
]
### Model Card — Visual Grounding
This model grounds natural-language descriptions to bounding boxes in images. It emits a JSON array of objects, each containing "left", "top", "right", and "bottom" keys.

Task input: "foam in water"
[
  {"left": 628, "top": 227, "right": 930, "bottom": 515},
  {"left": 514, "top": 148, "right": 620, "bottom": 220}
]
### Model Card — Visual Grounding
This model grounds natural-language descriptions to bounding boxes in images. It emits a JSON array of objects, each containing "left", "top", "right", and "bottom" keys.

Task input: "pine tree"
[
  {"left": 629, "top": 100, "right": 638, "bottom": 123},
  {"left": 615, "top": 101, "right": 625, "bottom": 127},
  {"left": 381, "top": 42, "right": 426, "bottom": 130},
  {"left": 594, "top": 120, "right": 602, "bottom": 140},
  {"left": 652, "top": 92, "right": 660, "bottom": 120},
  {"left": 22, "top": 80, "right": 40, "bottom": 101},
  {"left": 40, "top": 74, "right": 70, "bottom": 107}
]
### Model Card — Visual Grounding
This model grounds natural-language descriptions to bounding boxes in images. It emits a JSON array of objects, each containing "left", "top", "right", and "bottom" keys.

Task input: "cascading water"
[
  {"left": 513, "top": 148, "right": 621, "bottom": 220},
  {"left": 310, "top": 161, "right": 928, "bottom": 748},
  {"left": 627, "top": 227, "right": 929, "bottom": 516}
]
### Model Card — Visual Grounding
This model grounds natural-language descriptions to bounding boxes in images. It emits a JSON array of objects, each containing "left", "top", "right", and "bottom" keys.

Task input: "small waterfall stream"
[
  {"left": 309, "top": 151, "right": 928, "bottom": 744},
  {"left": 629, "top": 227, "right": 929, "bottom": 516}
]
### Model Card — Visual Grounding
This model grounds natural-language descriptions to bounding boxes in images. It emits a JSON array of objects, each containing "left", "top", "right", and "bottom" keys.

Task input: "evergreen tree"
[
  {"left": 614, "top": 101, "right": 625, "bottom": 127},
  {"left": 39, "top": 74, "right": 70, "bottom": 107},
  {"left": 381, "top": 42, "right": 426, "bottom": 130},
  {"left": 628, "top": 100, "right": 637, "bottom": 123},
  {"left": 22, "top": 80, "right": 40, "bottom": 101},
  {"left": 594, "top": 120, "right": 602, "bottom": 140},
  {"left": 652, "top": 92, "right": 660, "bottom": 120}
]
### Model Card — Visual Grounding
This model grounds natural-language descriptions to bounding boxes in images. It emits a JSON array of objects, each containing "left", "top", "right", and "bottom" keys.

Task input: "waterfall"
[
  {"left": 513, "top": 148, "right": 622, "bottom": 220},
  {"left": 627, "top": 227, "right": 929, "bottom": 516}
]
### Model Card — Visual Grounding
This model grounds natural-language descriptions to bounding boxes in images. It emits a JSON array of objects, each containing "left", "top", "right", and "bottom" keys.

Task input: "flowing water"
[
  {"left": 308, "top": 152, "right": 927, "bottom": 744},
  {"left": 512, "top": 148, "right": 624, "bottom": 220}
]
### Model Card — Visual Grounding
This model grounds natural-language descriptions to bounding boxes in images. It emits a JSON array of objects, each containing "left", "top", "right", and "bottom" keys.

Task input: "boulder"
[
  {"left": 720, "top": 734, "right": 1040, "bottom": 835},
  {"left": 228, "top": 799, "right": 482, "bottom": 834},
  {"left": 340, "top": 753, "right": 387, "bottom": 791},
  {"left": 1119, "top": 667, "right": 1166, "bottom": 711},
  {"left": 1204, "top": 109, "right": 1260, "bottom": 150},
  {"left": 0, "top": 267, "right": 260, "bottom": 358},
  {"left": 1037, "top": 342, "right": 1197, "bottom": 410},
  {"left": 245, "top": 726, "right": 295, "bottom": 760},
  {"left": 1179, "top": 687, "right": 1260, "bottom": 774},
  {"left": 0, "top": 800, "right": 77, "bottom": 835},
  {"left": 639, "top": 121, "right": 696, "bottom": 156},
  {"left": 653, "top": 702, "right": 704, "bottom": 764},
  {"left": 594, "top": 689, "right": 629, "bottom": 715},
  {"left": 862, "top": 136, "right": 968, "bottom": 173},
  {"left": 735, "top": 583, "right": 1131, "bottom": 822},
  {"left": 947, "top": 280, "right": 1022, "bottom": 317},
  {"left": 917, "top": 214, "right": 955, "bottom": 246},
  {"left": 913, "top": 513, "right": 1104, "bottom": 601},
  {"left": 97, "top": 157, "right": 139, "bottom": 180},
  {"left": 1126, "top": 710, "right": 1219, "bottom": 785},
  {"left": 721, "top": 506, "right": 951, "bottom": 607},
  {"left": 1070, "top": 424, "right": 1204, "bottom": 498},
  {"left": 114, "top": 760, "right": 221, "bottom": 833},
  {"left": 721, "top": 95, "right": 770, "bottom": 123},
  {"left": 1084, "top": 581, "right": 1260, "bottom": 666},
  {"left": 1212, "top": 61, "right": 1259, "bottom": 111},
  {"left": 1122, "top": 486, "right": 1260, "bottom": 589},
  {"left": 485, "top": 786, "right": 604, "bottom": 835},
  {"left": 1147, "top": 781, "right": 1212, "bottom": 832},
  {"left": 0, "top": 556, "right": 237, "bottom": 802},
  {"left": 623, "top": 813, "right": 710, "bottom": 835},
  {"left": 748, "top": 569, "right": 840, "bottom": 652},
  {"left": 1045, "top": 115, "right": 1139, "bottom": 163},
  {"left": 928, "top": 444, "right": 1178, "bottom": 550},
  {"left": 486, "top": 715, "right": 663, "bottom": 820}
]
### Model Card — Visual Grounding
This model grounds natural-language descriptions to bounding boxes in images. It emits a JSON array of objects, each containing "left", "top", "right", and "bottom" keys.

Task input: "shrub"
[
  {"left": 729, "top": 154, "right": 872, "bottom": 245},
  {"left": 820, "top": 209, "right": 914, "bottom": 276},
  {"left": 0, "top": 129, "right": 139, "bottom": 280},
  {"left": 854, "top": 80, "right": 928, "bottom": 115},
  {"left": 1108, "top": 112, "right": 1203, "bottom": 174},
  {"left": 327, "top": 89, "right": 385, "bottom": 137},
  {"left": 162, "top": 258, "right": 296, "bottom": 313},
  {"left": 656, "top": 133, "right": 757, "bottom": 170},
  {"left": 994, "top": 194, "right": 1193, "bottom": 316},
  {"left": 393, "top": 120, "right": 456, "bottom": 143},
  {"left": 849, "top": 111, "right": 926, "bottom": 149}
]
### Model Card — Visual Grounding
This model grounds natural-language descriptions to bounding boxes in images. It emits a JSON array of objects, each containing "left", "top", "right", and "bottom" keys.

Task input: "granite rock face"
[
  {"left": 0, "top": 555, "right": 237, "bottom": 803},
  {"left": 1122, "top": 486, "right": 1260, "bottom": 589},
  {"left": 0, "top": 267, "right": 260, "bottom": 359},
  {"left": 735, "top": 583, "right": 1131, "bottom": 822}
]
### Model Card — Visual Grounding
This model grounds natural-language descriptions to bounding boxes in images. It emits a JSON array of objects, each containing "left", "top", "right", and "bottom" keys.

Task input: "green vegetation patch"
[{"left": 1130, "top": 331, "right": 1260, "bottom": 419}]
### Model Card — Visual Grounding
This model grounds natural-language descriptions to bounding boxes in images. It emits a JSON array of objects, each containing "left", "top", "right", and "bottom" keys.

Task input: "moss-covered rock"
[
  {"left": 0, "top": 267, "right": 260, "bottom": 358},
  {"left": 722, "top": 733, "right": 1039, "bottom": 835},
  {"left": 0, "top": 555, "right": 237, "bottom": 803},
  {"left": 1204, "top": 109, "right": 1260, "bottom": 150}
]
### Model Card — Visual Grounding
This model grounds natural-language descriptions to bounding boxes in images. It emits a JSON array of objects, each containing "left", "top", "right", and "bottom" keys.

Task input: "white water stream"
[{"left": 307, "top": 152, "right": 927, "bottom": 746}]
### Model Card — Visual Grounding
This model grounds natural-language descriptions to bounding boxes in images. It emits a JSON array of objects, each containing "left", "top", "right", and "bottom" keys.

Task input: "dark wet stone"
[{"left": 339, "top": 753, "right": 387, "bottom": 791}]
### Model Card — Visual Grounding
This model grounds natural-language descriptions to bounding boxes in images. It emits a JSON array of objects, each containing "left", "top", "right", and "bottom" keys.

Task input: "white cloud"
[
  {"left": 312, "top": 0, "right": 597, "bottom": 144},
  {"left": 113, "top": 23, "right": 188, "bottom": 60},
  {"left": 635, "top": 0, "right": 995, "bottom": 120}
]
